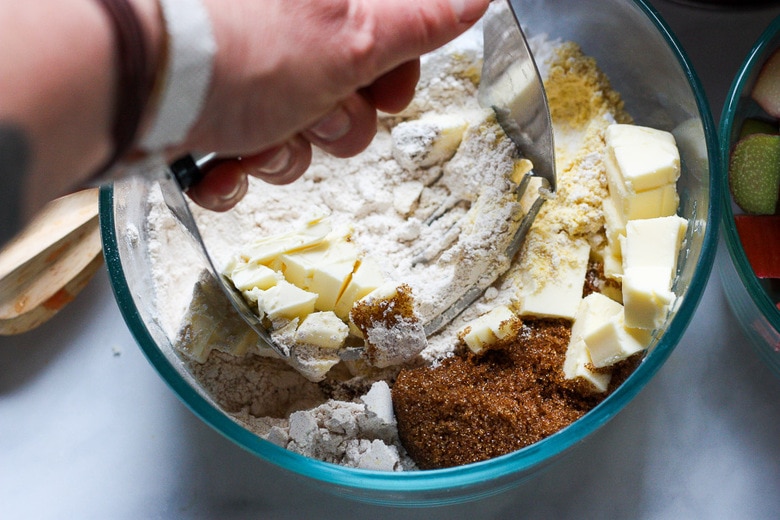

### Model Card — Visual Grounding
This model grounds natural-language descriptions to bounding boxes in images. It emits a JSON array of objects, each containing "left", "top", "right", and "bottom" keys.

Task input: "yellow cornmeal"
[
  {"left": 450, "top": 51, "right": 482, "bottom": 86},
  {"left": 545, "top": 42, "right": 629, "bottom": 130},
  {"left": 510, "top": 43, "right": 631, "bottom": 295}
]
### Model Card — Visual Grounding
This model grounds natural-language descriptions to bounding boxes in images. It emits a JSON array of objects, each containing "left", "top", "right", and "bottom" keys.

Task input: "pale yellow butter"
[
  {"left": 391, "top": 113, "right": 469, "bottom": 170},
  {"left": 564, "top": 337, "right": 612, "bottom": 392},
  {"left": 244, "top": 218, "right": 331, "bottom": 265},
  {"left": 519, "top": 236, "right": 590, "bottom": 320},
  {"left": 606, "top": 124, "right": 680, "bottom": 191},
  {"left": 622, "top": 268, "right": 676, "bottom": 330},
  {"left": 334, "top": 257, "right": 386, "bottom": 320},
  {"left": 602, "top": 196, "right": 624, "bottom": 256},
  {"left": 294, "top": 311, "right": 349, "bottom": 350},
  {"left": 621, "top": 215, "right": 687, "bottom": 284},
  {"left": 310, "top": 259, "right": 357, "bottom": 312},
  {"left": 274, "top": 235, "right": 360, "bottom": 311},
  {"left": 459, "top": 305, "right": 517, "bottom": 354},
  {"left": 617, "top": 183, "right": 679, "bottom": 222},
  {"left": 564, "top": 293, "right": 621, "bottom": 391},
  {"left": 621, "top": 215, "right": 687, "bottom": 329},
  {"left": 271, "top": 243, "right": 328, "bottom": 290},
  {"left": 583, "top": 310, "right": 652, "bottom": 368},
  {"left": 605, "top": 123, "right": 680, "bottom": 228},
  {"left": 250, "top": 280, "right": 317, "bottom": 322},
  {"left": 228, "top": 261, "right": 281, "bottom": 291},
  {"left": 598, "top": 199, "right": 624, "bottom": 281}
]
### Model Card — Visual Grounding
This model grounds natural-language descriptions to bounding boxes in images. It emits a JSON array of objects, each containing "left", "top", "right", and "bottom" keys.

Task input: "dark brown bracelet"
[{"left": 92, "top": 0, "right": 155, "bottom": 177}]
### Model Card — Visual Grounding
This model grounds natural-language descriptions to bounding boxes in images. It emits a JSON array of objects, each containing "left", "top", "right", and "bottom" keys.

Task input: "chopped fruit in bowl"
[
  {"left": 752, "top": 47, "right": 780, "bottom": 119},
  {"left": 729, "top": 132, "right": 780, "bottom": 215},
  {"left": 721, "top": 14, "right": 780, "bottom": 376},
  {"left": 733, "top": 215, "right": 780, "bottom": 279}
]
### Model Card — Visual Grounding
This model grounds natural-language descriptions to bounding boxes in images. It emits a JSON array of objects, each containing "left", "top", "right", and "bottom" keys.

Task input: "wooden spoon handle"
[{"left": 0, "top": 188, "right": 103, "bottom": 335}]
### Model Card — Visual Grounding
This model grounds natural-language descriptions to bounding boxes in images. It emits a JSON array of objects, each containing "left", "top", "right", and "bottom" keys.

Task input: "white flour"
[{"left": 144, "top": 16, "right": 627, "bottom": 470}]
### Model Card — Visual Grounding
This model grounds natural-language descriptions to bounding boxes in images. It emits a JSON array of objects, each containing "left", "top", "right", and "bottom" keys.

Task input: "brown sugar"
[
  {"left": 392, "top": 318, "right": 639, "bottom": 469},
  {"left": 350, "top": 283, "right": 422, "bottom": 368},
  {"left": 351, "top": 283, "right": 418, "bottom": 333}
]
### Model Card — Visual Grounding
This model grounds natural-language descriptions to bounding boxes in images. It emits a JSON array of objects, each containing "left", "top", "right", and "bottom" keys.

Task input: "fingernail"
[
  {"left": 450, "top": 0, "right": 488, "bottom": 23},
  {"left": 219, "top": 179, "right": 244, "bottom": 202},
  {"left": 308, "top": 107, "right": 351, "bottom": 142},
  {"left": 258, "top": 145, "right": 292, "bottom": 174}
]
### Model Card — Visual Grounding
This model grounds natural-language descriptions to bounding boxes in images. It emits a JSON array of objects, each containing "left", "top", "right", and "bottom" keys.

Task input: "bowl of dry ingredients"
[
  {"left": 100, "top": 0, "right": 719, "bottom": 506},
  {"left": 720, "top": 15, "right": 780, "bottom": 377}
]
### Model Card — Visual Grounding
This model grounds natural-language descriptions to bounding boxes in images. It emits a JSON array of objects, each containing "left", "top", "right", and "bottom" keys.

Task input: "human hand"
[{"left": 176, "top": 0, "right": 491, "bottom": 210}]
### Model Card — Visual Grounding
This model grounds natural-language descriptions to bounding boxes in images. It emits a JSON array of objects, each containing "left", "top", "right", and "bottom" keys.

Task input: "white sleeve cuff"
[{"left": 140, "top": 0, "right": 216, "bottom": 152}]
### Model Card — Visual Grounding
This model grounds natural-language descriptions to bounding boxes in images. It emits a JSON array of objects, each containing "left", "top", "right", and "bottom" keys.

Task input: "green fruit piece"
[
  {"left": 739, "top": 118, "right": 778, "bottom": 139},
  {"left": 729, "top": 133, "right": 780, "bottom": 215}
]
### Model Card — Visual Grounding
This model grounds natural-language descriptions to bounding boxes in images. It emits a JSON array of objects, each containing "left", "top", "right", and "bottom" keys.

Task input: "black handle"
[{"left": 169, "top": 152, "right": 221, "bottom": 191}]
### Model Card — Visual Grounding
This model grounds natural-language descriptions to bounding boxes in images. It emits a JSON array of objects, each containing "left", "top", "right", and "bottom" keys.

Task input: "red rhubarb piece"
[{"left": 734, "top": 215, "right": 780, "bottom": 278}]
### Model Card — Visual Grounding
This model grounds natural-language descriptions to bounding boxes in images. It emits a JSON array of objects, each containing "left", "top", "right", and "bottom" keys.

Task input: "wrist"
[
  {"left": 137, "top": 0, "right": 217, "bottom": 154},
  {"left": 130, "top": 0, "right": 166, "bottom": 131},
  {"left": 128, "top": 0, "right": 166, "bottom": 148},
  {"left": 91, "top": 0, "right": 164, "bottom": 177}
]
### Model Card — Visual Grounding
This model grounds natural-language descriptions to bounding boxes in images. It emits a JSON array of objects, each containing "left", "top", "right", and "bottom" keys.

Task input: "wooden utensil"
[{"left": 0, "top": 187, "right": 103, "bottom": 334}]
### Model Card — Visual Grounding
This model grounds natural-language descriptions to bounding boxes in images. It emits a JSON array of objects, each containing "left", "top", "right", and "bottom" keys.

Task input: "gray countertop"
[{"left": 3, "top": 1, "right": 780, "bottom": 518}]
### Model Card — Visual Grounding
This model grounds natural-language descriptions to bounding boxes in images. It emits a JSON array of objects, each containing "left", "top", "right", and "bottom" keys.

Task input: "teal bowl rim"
[
  {"left": 719, "top": 14, "right": 780, "bottom": 336},
  {"left": 99, "top": 0, "right": 720, "bottom": 504}
]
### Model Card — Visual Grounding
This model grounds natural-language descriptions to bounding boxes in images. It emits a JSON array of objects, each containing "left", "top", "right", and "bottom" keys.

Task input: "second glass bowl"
[{"left": 719, "top": 15, "right": 780, "bottom": 377}]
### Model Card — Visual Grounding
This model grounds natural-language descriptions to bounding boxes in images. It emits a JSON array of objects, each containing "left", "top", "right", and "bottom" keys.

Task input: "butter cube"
[
  {"left": 310, "top": 259, "right": 357, "bottom": 312},
  {"left": 618, "top": 183, "right": 679, "bottom": 221},
  {"left": 334, "top": 257, "right": 386, "bottom": 320},
  {"left": 229, "top": 261, "right": 281, "bottom": 291},
  {"left": 620, "top": 215, "right": 687, "bottom": 329},
  {"left": 622, "top": 268, "right": 676, "bottom": 330},
  {"left": 622, "top": 215, "right": 688, "bottom": 285},
  {"left": 564, "top": 337, "right": 612, "bottom": 392},
  {"left": 275, "top": 236, "right": 358, "bottom": 291},
  {"left": 519, "top": 237, "right": 590, "bottom": 320},
  {"left": 583, "top": 310, "right": 652, "bottom": 368},
  {"left": 569, "top": 293, "right": 624, "bottom": 338},
  {"left": 308, "top": 238, "right": 360, "bottom": 311},
  {"left": 271, "top": 243, "right": 328, "bottom": 289},
  {"left": 459, "top": 305, "right": 517, "bottom": 354},
  {"left": 244, "top": 218, "right": 331, "bottom": 265},
  {"left": 253, "top": 280, "right": 317, "bottom": 322},
  {"left": 294, "top": 311, "right": 348, "bottom": 350},
  {"left": 606, "top": 124, "right": 680, "bottom": 192},
  {"left": 602, "top": 196, "right": 624, "bottom": 252},
  {"left": 564, "top": 293, "right": 620, "bottom": 391},
  {"left": 287, "top": 348, "right": 341, "bottom": 382},
  {"left": 605, "top": 124, "right": 680, "bottom": 226},
  {"left": 391, "top": 114, "right": 468, "bottom": 170},
  {"left": 602, "top": 249, "right": 623, "bottom": 282}
]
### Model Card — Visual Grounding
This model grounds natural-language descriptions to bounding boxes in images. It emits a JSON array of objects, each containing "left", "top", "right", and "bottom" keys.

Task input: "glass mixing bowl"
[
  {"left": 719, "top": 15, "right": 780, "bottom": 377},
  {"left": 100, "top": 0, "right": 719, "bottom": 506}
]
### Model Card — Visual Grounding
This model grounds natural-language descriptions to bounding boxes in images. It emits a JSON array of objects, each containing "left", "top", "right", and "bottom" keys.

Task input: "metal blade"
[
  {"left": 479, "top": 0, "right": 556, "bottom": 192},
  {"left": 156, "top": 159, "right": 288, "bottom": 358}
]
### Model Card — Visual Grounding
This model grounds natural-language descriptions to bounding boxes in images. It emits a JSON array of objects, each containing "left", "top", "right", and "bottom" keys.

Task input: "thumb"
[{"left": 361, "top": 0, "right": 490, "bottom": 74}]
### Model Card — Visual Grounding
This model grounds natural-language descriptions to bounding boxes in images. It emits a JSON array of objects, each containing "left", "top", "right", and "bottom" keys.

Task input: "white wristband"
[{"left": 140, "top": 0, "right": 216, "bottom": 152}]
